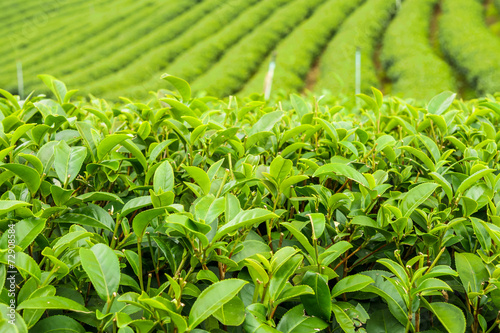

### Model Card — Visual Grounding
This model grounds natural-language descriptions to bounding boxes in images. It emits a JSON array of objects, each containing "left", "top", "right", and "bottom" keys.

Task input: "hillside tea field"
[
  {"left": 0, "top": 75, "right": 499, "bottom": 332},
  {"left": 4, "top": 0, "right": 500, "bottom": 101}
]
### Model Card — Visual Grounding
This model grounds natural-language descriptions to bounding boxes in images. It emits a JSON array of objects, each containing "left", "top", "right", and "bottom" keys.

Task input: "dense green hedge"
[
  {"left": 1, "top": 76, "right": 500, "bottom": 333},
  {"left": 439, "top": 0, "right": 500, "bottom": 95},
  {"left": 119, "top": 0, "right": 294, "bottom": 100},
  {"left": 1, "top": 0, "right": 114, "bottom": 62},
  {"left": 191, "top": 0, "right": 326, "bottom": 97},
  {"left": 315, "top": 0, "right": 396, "bottom": 95},
  {"left": 29, "top": 0, "right": 208, "bottom": 93},
  {"left": 1, "top": 0, "right": 115, "bottom": 54},
  {"left": 381, "top": 0, "right": 457, "bottom": 100},
  {"left": 0, "top": 0, "right": 140, "bottom": 92},
  {"left": 0, "top": 0, "right": 86, "bottom": 33},
  {"left": 239, "top": 0, "right": 365, "bottom": 96},
  {"left": 84, "top": 0, "right": 261, "bottom": 98},
  {"left": 20, "top": 2, "right": 167, "bottom": 90}
]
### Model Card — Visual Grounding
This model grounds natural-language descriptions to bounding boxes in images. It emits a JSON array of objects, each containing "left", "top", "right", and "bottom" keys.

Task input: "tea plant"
[
  {"left": 239, "top": 0, "right": 363, "bottom": 96},
  {"left": 381, "top": 0, "right": 457, "bottom": 100},
  {"left": 0, "top": 75, "right": 499, "bottom": 333},
  {"left": 191, "top": 0, "right": 325, "bottom": 97},
  {"left": 440, "top": 0, "right": 500, "bottom": 95},
  {"left": 315, "top": 0, "right": 396, "bottom": 95}
]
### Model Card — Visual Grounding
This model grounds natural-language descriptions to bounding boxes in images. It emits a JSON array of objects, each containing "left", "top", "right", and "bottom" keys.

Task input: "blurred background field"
[{"left": 3, "top": 0, "right": 500, "bottom": 101}]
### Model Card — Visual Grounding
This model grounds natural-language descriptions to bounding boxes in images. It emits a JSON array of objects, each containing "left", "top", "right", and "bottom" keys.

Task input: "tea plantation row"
[
  {"left": 0, "top": 75, "right": 499, "bottom": 332},
  {"left": 4, "top": 0, "right": 500, "bottom": 100}
]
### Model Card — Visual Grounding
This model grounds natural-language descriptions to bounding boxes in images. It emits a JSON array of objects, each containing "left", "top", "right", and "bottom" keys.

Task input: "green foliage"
[
  {"left": 440, "top": 0, "right": 500, "bottom": 95},
  {"left": 315, "top": 0, "right": 397, "bottom": 95},
  {"left": 240, "top": 0, "right": 363, "bottom": 96},
  {"left": 1, "top": 75, "right": 500, "bottom": 333},
  {"left": 191, "top": 0, "right": 326, "bottom": 97},
  {"left": 381, "top": 0, "right": 457, "bottom": 100}
]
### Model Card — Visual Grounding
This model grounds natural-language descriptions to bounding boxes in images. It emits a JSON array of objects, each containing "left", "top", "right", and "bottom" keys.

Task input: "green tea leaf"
[
  {"left": 300, "top": 271, "right": 331, "bottom": 321},
  {"left": 80, "top": 244, "right": 120, "bottom": 302},
  {"left": 188, "top": 279, "right": 247, "bottom": 329},
  {"left": 153, "top": 160, "right": 174, "bottom": 193}
]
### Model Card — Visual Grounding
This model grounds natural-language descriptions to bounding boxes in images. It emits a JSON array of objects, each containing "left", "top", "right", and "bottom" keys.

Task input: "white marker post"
[
  {"left": 355, "top": 47, "right": 361, "bottom": 95},
  {"left": 396, "top": 0, "right": 401, "bottom": 9},
  {"left": 16, "top": 61, "right": 24, "bottom": 99},
  {"left": 264, "top": 52, "right": 277, "bottom": 100}
]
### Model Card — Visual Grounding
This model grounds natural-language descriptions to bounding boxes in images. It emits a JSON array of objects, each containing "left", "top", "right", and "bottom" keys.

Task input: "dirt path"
[
  {"left": 429, "top": 0, "right": 442, "bottom": 54},
  {"left": 303, "top": 55, "right": 321, "bottom": 92},
  {"left": 431, "top": 0, "right": 474, "bottom": 99},
  {"left": 373, "top": 40, "right": 390, "bottom": 95},
  {"left": 485, "top": 0, "right": 498, "bottom": 25}
]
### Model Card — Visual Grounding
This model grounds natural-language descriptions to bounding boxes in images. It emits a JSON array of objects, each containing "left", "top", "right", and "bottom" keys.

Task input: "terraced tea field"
[{"left": 3, "top": 0, "right": 500, "bottom": 100}]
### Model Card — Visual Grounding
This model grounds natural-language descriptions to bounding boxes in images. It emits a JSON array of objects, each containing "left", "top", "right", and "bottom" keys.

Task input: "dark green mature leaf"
[
  {"left": 366, "top": 309, "right": 405, "bottom": 333},
  {"left": 53, "top": 212, "right": 113, "bottom": 232},
  {"left": 213, "top": 296, "right": 245, "bottom": 326},
  {"left": 400, "top": 183, "right": 439, "bottom": 218},
  {"left": 455, "top": 253, "right": 489, "bottom": 294},
  {"left": 0, "top": 163, "right": 40, "bottom": 194},
  {"left": 188, "top": 279, "right": 247, "bottom": 329},
  {"left": 331, "top": 274, "right": 374, "bottom": 298},
  {"left": 80, "top": 243, "right": 120, "bottom": 302},
  {"left": 17, "top": 296, "right": 90, "bottom": 313},
  {"left": 269, "top": 254, "right": 302, "bottom": 301},
  {"left": 30, "top": 315, "right": 86, "bottom": 333},
  {"left": 423, "top": 302, "right": 465, "bottom": 333},
  {"left": 276, "top": 304, "right": 328, "bottom": 333}
]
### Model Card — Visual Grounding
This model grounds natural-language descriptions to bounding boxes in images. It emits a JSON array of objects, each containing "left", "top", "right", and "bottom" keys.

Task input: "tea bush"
[
  {"left": 0, "top": 0, "right": 142, "bottom": 89},
  {"left": 0, "top": 75, "right": 500, "bottom": 333},
  {"left": 381, "top": 0, "right": 457, "bottom": 100},
  {"left": 87, "top": 0, "right": 265, "bottom": 99},
  {"left": 191, "top": 0, "right": 325, "bottom": 97},
  {"left": 439, "top": 0, "right": 500, "bottom": 95},
  {"left": 119, "top": 0, "right": 295, "bottom": 100},
  {"left": 315, "top": 0, "right": 396, "bottom": 95},
  {"left": 21, "top": 0, "right": 191, "bottom": 89},
  {"left": 239, "top": 0, "right": 363, "bottom": 96},
  {"left": 27, "top": 0, "right": 209, "bottom": 93}
]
